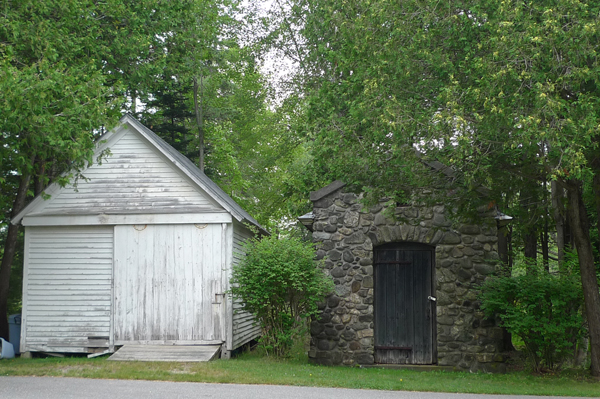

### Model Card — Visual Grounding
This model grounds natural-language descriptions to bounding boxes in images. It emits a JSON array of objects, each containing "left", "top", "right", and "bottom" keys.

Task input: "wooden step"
[{"left": 108, "top": 344, "right": 221, "bottom": 362}]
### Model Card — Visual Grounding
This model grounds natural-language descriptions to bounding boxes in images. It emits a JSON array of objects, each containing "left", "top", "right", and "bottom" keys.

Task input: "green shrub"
[
  {"left": 479, "top": 268, "right": 584, "bottom": 372},
  {"left": 230, "top": 235, "right": 333, "bottom": 357}
]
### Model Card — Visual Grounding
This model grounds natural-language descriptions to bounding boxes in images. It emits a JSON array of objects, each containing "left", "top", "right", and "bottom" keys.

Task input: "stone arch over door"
[
  {"left": 367, "top": 224, "right": 454, "bottom": 249},
  {"left": 373, "top": 242, "right": 436, "bottom": 364}
]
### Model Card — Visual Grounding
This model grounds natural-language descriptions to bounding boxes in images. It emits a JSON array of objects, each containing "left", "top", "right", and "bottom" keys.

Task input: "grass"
[{"left": 0, "top": 351, "right": 599, "bottom": 397}]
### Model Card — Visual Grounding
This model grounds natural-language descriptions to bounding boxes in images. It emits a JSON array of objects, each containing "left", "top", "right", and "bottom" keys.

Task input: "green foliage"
[
  {"left": 0, "top": 0, "right": 212, "bottom": 333},
  {"left": 230, "top": 235, "right": 333, "bottom": 356},
  {"left": 6, "top": 231, "right": 24, "bottom": 316},
  {"left": 0, "top": 0, "right": 212, "bottom": 193},
  {"left": 279, "top": 0, "right": 600, "bottom": 216},
  {"left": 480, "top": 266, "right": 584, "bottom": 372},
  {"left": 137, "top": 3, "right": 316, "bottom": 231},
  {"left": 0, "top": 0, "right": 314, "bottom": 328},
  {"left": 282, "top": 0, "right": 600, "bottom": 373},
  {"left": 0, "top": 227, "right": 23, "bottom": 315}
]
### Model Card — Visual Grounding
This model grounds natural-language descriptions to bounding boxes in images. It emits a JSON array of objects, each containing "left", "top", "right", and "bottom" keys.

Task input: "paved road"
[{"left": 0, "top": 377, "right": 595, "bottom": 399}]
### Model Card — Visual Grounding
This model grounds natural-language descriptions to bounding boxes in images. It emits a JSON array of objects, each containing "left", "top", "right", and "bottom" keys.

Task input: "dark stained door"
[{"left": 374, "top": 242, "right": 435, "bottom": 364}]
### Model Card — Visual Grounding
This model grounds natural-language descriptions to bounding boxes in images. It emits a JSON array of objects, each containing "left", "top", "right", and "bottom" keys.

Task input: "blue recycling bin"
[{"left": 8, "top": 314, "right": 21, "bottom": 355}]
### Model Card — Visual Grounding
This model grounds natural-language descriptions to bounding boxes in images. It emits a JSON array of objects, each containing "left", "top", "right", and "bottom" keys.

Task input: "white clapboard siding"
[
  {"left": 32, "top": 128, "right": 222, "bottom": 216},
  {"left": 23, "top": 226, "right": 113, "bottom": 352},
  {"left": 114, "top": 224, "right": 224, "bottom": 343},
  {"left": 231, "top": 224, "right": 261, "bottom": 349}
]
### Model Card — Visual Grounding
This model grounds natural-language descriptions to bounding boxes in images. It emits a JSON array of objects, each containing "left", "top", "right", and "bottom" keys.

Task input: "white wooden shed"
[{"left": 12, "top": 114, "right": 265, "bottom": 358}]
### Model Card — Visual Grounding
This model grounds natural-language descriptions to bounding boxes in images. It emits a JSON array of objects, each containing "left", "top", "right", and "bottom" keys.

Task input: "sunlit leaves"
[{"left": 293, "top": 0, "right": 600, "bottom": 215}]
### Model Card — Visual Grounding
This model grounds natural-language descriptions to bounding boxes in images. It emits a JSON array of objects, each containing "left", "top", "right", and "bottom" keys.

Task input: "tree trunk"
[
  {"left": 541, "top": 181, "right": 549, "bottom": 271},
  {"left": 498, "top": 223, "right": 515, "bottom": 351},
  {"left": 130, "top": 89, "right": 137, "bottom": 117},
  {"left": 507, "top": 225, "right": 513, "bottom": 270},
  {"left": 593, "top": 172, "right": 600, "bottom": 261},
  {"left": 193, "top": 74, "right": 205, "bottom": 172},
  {"left": 564, "top": 207, "right": 574, "bottom": 251},
  {"left": 523, "top": 229, "right": 537, "bottom": 270},
  {"left": 551, "top": 180, "right": 565, "bottom": 266},
  {"left": 33, "top": 159, "right": 46, "bottom": 196},
  {"left": 541, "top": 225, "right": 549, "bottom": 272},
  {"left": 0, "top": 172, "right": 32, "bottom": 340},
  {"left": 521, "top": 191, "right": 538, "bottom": 268},
  {"left": 566, "top": 181, "right": 600, "bottom": 377}
]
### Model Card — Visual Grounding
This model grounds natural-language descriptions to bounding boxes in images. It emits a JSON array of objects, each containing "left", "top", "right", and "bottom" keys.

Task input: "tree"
[
  {"left": 0, "top": 0, "right": 200, "bottom": 339},
  {"left": 291, "top": 0, "right": 600, "bottom": 375},
  {"left": 139, "top": 3, "right": 317, "bottom": 231},
  {"left": 430, "top": 0, "right": 600, "bottom": 376},
  {"left": 0, "top": 0, "right": 315, "bottom": 340},
  {"left": 136, "top": 0, "right": 246, "bottom": 173}
]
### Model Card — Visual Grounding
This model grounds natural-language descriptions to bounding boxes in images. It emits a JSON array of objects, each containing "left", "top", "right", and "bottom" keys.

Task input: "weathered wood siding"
[
  {"left": 231, "top": 224, "right": 261, "bottom": 349},
  {"left": 22, "top": 226, "right": 113, "bottom": 353},
  {"left": 114, "top": 224, "right": 224, "bottom": 343},
  {"left": 31, "top": 128, "right": 222, "bottom": 216}
]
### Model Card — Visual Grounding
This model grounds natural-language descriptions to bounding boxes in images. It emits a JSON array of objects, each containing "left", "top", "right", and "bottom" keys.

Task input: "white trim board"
[{"left": 21, "top": 213, "right": 232, "bottom": 226}]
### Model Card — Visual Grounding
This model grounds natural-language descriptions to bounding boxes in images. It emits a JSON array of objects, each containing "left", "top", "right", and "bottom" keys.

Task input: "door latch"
[
  {"left": 427, "top": 296, "right": 437, "bottom": 302},
  {"left": 213, "top": 293, "right": 225, "bottom": 304}
]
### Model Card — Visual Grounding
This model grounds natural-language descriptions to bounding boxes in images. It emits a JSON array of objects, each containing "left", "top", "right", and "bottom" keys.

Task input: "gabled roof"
[{"left": 12, "top": 114, "right": 268, "bottom": 235}]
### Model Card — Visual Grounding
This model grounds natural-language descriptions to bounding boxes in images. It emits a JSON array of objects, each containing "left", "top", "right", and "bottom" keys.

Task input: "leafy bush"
[
  {"left": 480, "top": 268, "right": 584, "bottom": 372},
  {"left": 230, "top": 235, "right": 333, "bottom": 357}
]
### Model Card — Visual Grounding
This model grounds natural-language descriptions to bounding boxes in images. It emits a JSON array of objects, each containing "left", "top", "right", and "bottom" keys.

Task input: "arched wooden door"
[{"left": 374, "top": 242, "right": 436, "bottom": 364}]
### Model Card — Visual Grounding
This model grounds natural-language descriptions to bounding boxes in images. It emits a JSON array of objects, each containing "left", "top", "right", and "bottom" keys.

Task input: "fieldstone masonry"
[{"left": 307, "top": 181, "right": 506, "bottom": 372}]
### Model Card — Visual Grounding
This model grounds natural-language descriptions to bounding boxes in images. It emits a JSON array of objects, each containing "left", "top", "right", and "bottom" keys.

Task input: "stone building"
[{"left": 299, "top": 181, "right": 507, "bottom": 372}]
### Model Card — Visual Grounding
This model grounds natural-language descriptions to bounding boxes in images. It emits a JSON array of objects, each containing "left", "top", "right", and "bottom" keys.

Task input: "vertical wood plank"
[
  {"left": 109, "top": 225, "right": 116, "bottom": 352},
  {"left": 413, "top": 250, "right": 424, "bottom": 363},
  {"left": 220, "top": 223, "right": 230, "bottom": 351},
  {"left": 181, "top": 225, "right": 191, "bottom": 339},
  {"left": 403, "top": 249, "right": 410, "bottom": 363},
  {"left": 114, "top": 224, "right": 224, "bottom": 343},
  {"left": 202, "top": 224, "right": 211, "bottom": 339},
  {"left": 374, "top": 243, "right": 434, "bottom": 365}
]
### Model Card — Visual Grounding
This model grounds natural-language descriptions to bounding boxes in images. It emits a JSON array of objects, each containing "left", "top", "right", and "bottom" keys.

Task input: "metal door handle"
[{"left": 428, "top": 296, "right": 437, "bottom": 302}]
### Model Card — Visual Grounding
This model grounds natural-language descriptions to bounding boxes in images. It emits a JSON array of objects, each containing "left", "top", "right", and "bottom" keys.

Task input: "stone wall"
[{"left": 308, "top": 183, "right": 506, "bottom": 372}]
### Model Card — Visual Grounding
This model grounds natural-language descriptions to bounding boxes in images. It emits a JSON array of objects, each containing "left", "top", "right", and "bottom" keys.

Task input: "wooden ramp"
[{"left": 108, "top": 344, "right": 221, "bottom": 362}]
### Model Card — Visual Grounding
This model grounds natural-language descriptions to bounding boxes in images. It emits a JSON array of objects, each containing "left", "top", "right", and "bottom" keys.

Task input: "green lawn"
[{"left": 0, "top": 354, "right": 598, "bottom": 397}]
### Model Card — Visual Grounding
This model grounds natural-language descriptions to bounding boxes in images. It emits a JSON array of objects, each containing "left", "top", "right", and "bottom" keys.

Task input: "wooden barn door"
[
  {"left": 113, "top": 224, "right": 224, "bottom": 343},
  {"left": 374, "top": 242, "right": 435, "bottom": 364}
]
